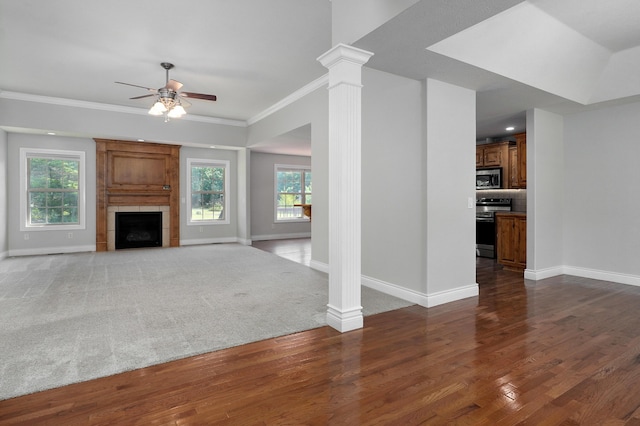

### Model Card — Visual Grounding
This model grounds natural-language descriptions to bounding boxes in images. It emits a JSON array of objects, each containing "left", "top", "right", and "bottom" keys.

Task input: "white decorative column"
[{"left": 318, "top": 43, "right": 373, "bottom": 332}]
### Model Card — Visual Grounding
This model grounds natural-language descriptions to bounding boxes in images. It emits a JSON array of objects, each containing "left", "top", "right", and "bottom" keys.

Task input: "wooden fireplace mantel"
[{"left": 95, "top": 139, "right": 181, "bottom": 251}]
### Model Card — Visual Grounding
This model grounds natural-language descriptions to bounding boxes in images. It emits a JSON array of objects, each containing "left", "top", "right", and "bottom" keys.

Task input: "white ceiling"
[
  {"left": 1, "top": 0, "right": 640, "bottom": 152},
  {"left": 0, "top": 0, "right": 331, "bottom": 122}
]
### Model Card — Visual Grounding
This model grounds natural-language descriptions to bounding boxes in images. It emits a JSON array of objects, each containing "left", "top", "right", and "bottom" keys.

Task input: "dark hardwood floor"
[
  {"left": 2, "top": 249, "right": 640, "bottom": 424},
  {"left": 252, "top": 238, "right": 312, "bottom": 266}
]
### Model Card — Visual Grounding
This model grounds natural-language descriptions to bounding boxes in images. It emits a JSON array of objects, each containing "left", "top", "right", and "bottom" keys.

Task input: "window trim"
[
  {"left": 274, "top": 164, "right": 311, "bottom": 223},
  {"left": 186, "top": 158, "right": 230, "bottom": 226},
  {"left": 20, "top": 147, "right": 86, "bottom": 231}
]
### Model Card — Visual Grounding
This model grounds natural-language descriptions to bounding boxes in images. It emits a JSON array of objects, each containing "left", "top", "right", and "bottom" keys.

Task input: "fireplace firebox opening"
[{"left": 115, "top": 212, "right": 162, "bottom": 250}]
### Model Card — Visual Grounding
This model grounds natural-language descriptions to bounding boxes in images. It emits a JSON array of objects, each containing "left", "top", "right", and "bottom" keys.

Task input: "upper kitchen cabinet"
[
  {"left": 509, "top": 146, "right": 519, "bottom": 188},
  {"left": 476, "top": 142, "right": 509, "bottom": 168},
  {"left": 515, "top": 133, "right": 526, "bottom": 187},
  {"left": 508, "top": 133, "right": 527, "bottom": 188}
]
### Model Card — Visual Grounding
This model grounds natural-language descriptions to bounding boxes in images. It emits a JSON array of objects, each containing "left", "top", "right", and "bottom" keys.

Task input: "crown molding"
[
  {"left": 0, "top": 90, "right": 247, "bottom": 127},
  {"left": 2, "top": 74, "right": 330, "bottom": 129},
  {"left": 247, "top": 74, "right": 329, "bottom": 126}
]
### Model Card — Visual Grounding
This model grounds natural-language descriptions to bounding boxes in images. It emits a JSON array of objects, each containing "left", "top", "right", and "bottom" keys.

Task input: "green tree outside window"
[
  {"left": 276, "top": 167, "right": 311, "bottom": 220},
  {"left": 191, "top": 165, "right": 226, "bottom": 221},
  {"left": 27, "top": 158, "right": 80, "bottom": 225}
]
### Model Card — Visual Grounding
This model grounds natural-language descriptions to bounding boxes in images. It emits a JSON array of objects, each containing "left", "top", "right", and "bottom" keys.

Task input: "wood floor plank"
[{"left": 3, "top": 257, "right": 640, "bottom": 424}]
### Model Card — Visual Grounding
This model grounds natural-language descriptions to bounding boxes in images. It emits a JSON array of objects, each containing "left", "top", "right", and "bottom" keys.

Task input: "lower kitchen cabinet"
[{"left": 496, "top": 213, "right": 526, "bottom": 271}]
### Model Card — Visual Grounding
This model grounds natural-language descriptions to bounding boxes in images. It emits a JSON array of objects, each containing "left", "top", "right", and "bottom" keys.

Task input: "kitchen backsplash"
[{"left": 476, "top": 189, "right": 527, "bottom": 212}]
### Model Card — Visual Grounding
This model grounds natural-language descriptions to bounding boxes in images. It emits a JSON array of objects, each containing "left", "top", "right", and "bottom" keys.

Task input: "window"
[
  {"left": 275, "top": 165, "right": 311, "bottom": 221},
  {"left": 187, "top": 158, "right": 229, "bottom": 225},
  {"left": 20, "top": 148, "right": 86, "bottom": 231}
]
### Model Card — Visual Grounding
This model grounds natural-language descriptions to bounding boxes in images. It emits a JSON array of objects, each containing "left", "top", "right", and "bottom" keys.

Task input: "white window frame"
[
  {"left": 186, "top": 158, "right": 230, "bottom": 226},
  {"left": 274, "top": 164, "right": 311, "bottom": 223},
  {"left": 20, "top": 147, "right": 86, "bottom": 231}
]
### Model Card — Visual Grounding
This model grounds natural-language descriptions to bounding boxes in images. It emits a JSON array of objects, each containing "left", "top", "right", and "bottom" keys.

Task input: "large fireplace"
[
  {"left": 115, "top": 212, "right": 162, "bottom": 249},
  {"left": 95, "top": 139, "right": 180, "bottom": 252}
]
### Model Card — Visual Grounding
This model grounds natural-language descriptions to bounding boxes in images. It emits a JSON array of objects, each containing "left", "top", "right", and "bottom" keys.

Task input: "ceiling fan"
[{"left": 115, "top": 62, "right": 217, "bottom": 121}]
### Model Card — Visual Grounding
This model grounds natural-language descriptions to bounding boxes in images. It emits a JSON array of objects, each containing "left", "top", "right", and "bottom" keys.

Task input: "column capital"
[{"left": 317, "top": 43, "right": 374, "bottom": 69}]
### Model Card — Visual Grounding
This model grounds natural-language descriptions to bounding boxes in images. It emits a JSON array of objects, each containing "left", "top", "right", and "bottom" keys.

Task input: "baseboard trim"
[
  {"left": 363, "top": 273, "right": 478, "bottom": 308},
  {"left": 361, "top": 274, "right": 428, "bottom": 306},
  {"left": 0, "top": 250, "right": 8, "bottom": 261},
  {"left": 311, "top": 260, "right": 476, "bottom": 308},
  {"left": 524, "top": 266, "right": 563, "bottom": 281},
  {"left": 563, "top": 266, "right": 640, "bottom": 287},
  {"left": 524, "top": 264, "right": 640, "bottom": 288},
  {"left": 8, "top": 245, "right": 96, "bottom": 257},
  {"left": 180, "top": 237, "right": 239, "bottom": 246},
  {"left": 309, "top": 260, "right": 328, "bottom": 273},
  {"left": 423, "top": 284, "right": 479, "bottom": 308},
  {"left": 251, "top": 232, "right": 311, "bottom": 242}
]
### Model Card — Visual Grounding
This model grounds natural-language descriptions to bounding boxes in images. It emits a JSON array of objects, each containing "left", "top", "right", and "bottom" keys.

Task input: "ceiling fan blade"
[
  {"left": 181, "top": 92, "right": 217, "bottom": 102},
  {"left": 165, "top": 79, "right": 183, "bottom": 92},
  {"left": 115, "top": 81, "right": 156, "bottom": 92},
  {"left": 130, "top": 94, "right": 155, "bottom": 100}
]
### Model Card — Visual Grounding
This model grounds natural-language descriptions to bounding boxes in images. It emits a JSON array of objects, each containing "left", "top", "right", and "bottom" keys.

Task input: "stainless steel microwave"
[{"left": 476, "top": 168, "right": 502, "bottom": 190}]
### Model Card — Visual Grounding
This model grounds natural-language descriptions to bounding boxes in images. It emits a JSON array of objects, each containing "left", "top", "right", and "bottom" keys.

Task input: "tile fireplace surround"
[{"left": 107, "top": 205, "right": 170, "bottom": 251}]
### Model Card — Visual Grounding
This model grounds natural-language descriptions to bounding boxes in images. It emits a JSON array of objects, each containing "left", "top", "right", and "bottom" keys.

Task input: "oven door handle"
[{"left": 476, "top": 217, "right": 495, "bottom": 223}]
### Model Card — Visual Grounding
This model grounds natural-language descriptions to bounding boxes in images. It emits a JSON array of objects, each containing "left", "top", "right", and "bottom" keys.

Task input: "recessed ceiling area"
[
  {"left": 426, "top": 1, "right": 640, "bottom": 106},
  {"left": 531, "top": 0, "right": 640, "bottom": 52}
]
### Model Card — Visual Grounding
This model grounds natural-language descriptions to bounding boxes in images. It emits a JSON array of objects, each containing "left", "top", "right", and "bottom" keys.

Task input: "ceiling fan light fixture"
[
  {"left": 118, "top": 62, "right": 216, "bottom": 122},
  {"left": 154, "top": 100, "right": 167, "bottom": 111},
  {"left": 148, "top": 100, "right": 166, "bottom": 115},
  {"left": 167, "top": 103, "right": 186, "bottom": 118}
]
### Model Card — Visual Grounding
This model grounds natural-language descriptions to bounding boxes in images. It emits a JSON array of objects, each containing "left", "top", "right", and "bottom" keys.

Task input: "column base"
[{"left": 326, "top": 304, "right": 363, "bottom": 332}]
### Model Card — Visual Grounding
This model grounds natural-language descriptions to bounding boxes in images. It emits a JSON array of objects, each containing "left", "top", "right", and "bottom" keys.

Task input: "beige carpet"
[{"left": 0, "top": 244, "right": 412, "bottom": 400}]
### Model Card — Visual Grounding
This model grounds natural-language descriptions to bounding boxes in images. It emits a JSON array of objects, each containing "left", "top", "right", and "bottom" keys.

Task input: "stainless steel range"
[{"left": 476, "top": 198, "right": 512, "bottom": 258}]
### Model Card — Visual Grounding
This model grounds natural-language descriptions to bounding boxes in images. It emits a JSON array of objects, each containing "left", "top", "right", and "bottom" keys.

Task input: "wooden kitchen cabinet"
[
  {"left": 482, "top": 144, "right": 504, "bottom": 166},
  {"left": 515, "top": 133, "right": 526, "bottom": 187},
  {"left": 496, "top": 213, "right": 526, "bottom": 272},
  {"left": 476, "top": 142, "right": 509, "bottom": 168},
  {"left": 509, "top": 146, "right": 519, "bottom": 188}
]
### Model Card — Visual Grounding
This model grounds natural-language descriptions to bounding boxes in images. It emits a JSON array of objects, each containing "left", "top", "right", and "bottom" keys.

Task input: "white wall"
[
  {"left": 250, "top": 152, "right": 311, "bottom": 240},
  {"left": 7, "top": 134, "right": 96, "bottom": 255},
  {"left": 526, "top": 108, "right": 564, "bottom": 277},
  {"left": 179, "top": 147, "right": 239, "bottom": 245},
  {"left": 562, "top": 101, "right": 640, "bottom": 279},
  {"left": 361, "top": 68, "right": 423, "bottom": 292},
  {"left": 0, "top": 129, "right": 7, "bottom": 259},
  {"left": 423, "top": 79, "right": 477, "bottom": 300}
]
